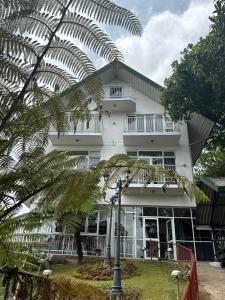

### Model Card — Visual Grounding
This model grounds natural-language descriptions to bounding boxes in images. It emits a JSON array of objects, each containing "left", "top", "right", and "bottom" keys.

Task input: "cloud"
[{"left": 115, "top": 0, "right": 214, "bottom": 85}]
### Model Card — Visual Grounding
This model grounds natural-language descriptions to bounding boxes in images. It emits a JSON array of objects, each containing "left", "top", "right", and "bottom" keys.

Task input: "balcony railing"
[
  {"left": 131, "top": 164, "right": 177, "bottom": 185},
  {"left": 124, "top": 115, "right": 180, "bottom": 133},
  {"left": 103, "top": 85, "right": 134, "bottom": 99},
  {"left": 49, "top": 114, "right": 102, "bottom": 134}
]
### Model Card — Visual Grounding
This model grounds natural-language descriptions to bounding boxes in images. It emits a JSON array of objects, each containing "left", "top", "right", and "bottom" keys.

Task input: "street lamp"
[{"left": 102, "top": 170, "right": 131, "bottom": 300}]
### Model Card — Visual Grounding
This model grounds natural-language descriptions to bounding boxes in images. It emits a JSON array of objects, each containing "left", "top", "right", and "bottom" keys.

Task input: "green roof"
[{"left": 200, "top": 177, "right": 225, "bottom": 192}]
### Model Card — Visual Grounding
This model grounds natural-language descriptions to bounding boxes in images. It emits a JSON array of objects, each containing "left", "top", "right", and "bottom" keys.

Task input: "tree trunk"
[{"left": 74, "top": 227, "right": 83, "bottom": 265}]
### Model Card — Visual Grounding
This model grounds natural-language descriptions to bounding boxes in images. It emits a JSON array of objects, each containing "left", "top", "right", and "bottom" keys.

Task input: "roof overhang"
[{"left": 187, "top": 113, "right": 214, "bottom": 165}]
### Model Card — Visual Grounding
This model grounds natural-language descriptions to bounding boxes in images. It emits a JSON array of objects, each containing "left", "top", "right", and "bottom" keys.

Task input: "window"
[
  {"left": 110, "top": 87, "right": 122, "bottom": 97},
  {"left": 175, "top": 219, "right": 193, "bottom": 240},
  {"left": 127, "top": 151, "right": 175, "bottom": 167},
  {"left": 87, "top": 212, "right": 98, "bottom": 233},
  {"left": 68, "top": 151, "right": 100, "bottom": 168},
  {"left": 143, "top": 207, "right": 157, "bottom": 216},
  {"left": 174, "top": 208, "right": 191, "bottom": 218},
  {"left": 158, "top": 207, "right": 173, "bottom": 217}
]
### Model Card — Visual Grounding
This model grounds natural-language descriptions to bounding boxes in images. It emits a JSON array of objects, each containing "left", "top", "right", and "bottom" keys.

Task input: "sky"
[{"left": 100, "top": 0, "right": 214, "bottom": 85}]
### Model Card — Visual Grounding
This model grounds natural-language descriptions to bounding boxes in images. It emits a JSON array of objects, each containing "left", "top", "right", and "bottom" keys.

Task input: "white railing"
[
  {"left": 124, "top": 115, "right": 180, "bottom": 133},
  {"left": 12, "top": 233, "right": 106, "bottom": 256},
  {"left": 131, "top": 164, "right": 177, "bottom": 185},
  {"left": 103, "top": 85, "right": 134, "bottom": 99},
  {"left": 49, "top": 114, "right": 102, "bottom": 133}
]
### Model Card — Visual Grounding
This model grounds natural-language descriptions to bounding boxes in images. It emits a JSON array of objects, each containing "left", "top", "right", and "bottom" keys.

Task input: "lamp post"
[
  {"left": 103, "top": 194, "right": 117, "bottom": 266},
  {"left": 111, "top": 179, "right": 123, "bottom": 299},
  {"left": 103, "top": 171, "right": 131, "bottom": 300}
]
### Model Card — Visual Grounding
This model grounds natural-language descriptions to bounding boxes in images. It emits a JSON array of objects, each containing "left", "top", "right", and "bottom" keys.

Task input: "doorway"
[
  {"left": 143, "top": 218, "right": 159, "bottom": 259},
  {"left": 159, "top": 218, "right": 176, "bottom": 259}
]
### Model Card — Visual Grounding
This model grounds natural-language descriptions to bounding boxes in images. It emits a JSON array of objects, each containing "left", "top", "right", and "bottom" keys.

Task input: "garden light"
[{"left": 171, "top": 269, "right": 181, "bottom": 300}]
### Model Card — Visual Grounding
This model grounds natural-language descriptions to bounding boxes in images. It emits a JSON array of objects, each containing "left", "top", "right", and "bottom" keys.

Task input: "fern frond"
[
  {"left": 0, "top": 55, "right": 28, "bottom": 83},
  {"left": 61, "top": 12, "right": 123, "bottom": 61},
  {"left": 73, "top": 0, "right": 143, "bottom": 36},
  {"left": 35, "top": 63, "right": 77, "bottom": 91},
  {"left": 46, "top": 40, "right": 96, "bottom": 79},
  {"left": 1, "top": 12, "right": 56, "bottom": 38},
  {"left": 0, "top": 29, "right": 39, "bottom": 63}
]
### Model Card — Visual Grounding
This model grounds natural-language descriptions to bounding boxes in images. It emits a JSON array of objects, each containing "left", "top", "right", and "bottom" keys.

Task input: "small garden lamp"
[
  {"left": 171, "top": 269, "right": 181, "bottom": 300},
  {"left": 42, "top": 269, "right": 53, "bottom": 278}
]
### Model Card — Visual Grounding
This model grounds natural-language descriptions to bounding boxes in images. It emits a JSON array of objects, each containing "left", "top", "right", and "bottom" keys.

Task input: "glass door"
[
  {"left": 144, "top": 218, "right": 159, "bottom": 259},
  {"left": 166, "top": 219, "right": 176, "bottom": 260}
]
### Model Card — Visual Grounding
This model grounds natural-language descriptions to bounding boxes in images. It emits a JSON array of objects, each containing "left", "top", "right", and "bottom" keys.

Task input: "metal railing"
[
  {"left": 177, "top": 243, "right": 199, "bottom": 300},
  {"left": 124, "top": 115, "right": 180, "bottom": 133},
  {"left": 103, "top": 85, "right": 134, "bottom": 99},
  {"left": 12, "top": 233, "right": 106, "bottom": 256},
  {"left": 49, "top": 114, "right": 102, "bottom": 133},
  {"left": 131, "top": 164, "right": 177, "bottom": 185}
]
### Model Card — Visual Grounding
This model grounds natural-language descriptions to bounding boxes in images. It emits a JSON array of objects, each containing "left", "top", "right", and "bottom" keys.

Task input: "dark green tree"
[
  {"left": 194, "top": 149, "right": 225, "bottom": 179},
  {"left": 161, "top": 0, "right": 225, "bottom": 149}
]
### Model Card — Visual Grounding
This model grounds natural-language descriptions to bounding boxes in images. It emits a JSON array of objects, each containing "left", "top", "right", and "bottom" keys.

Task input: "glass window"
[
  {"left": 110, "top": 87, "right": 122, "bottom": 97},
  {"left": 143, "top": 207, "right": 157, "bottom": 216},
  {"left": 194, "top": 229, "right": 212, "bottom": 241},
  {"left": 80, "top": 220, "right": 86, "bottom": 233},
  {"left": 136, "top": 216, "right": 143, "bottom": 239},
  {"left": 87, "top": 212, "right": 98, "bottom": 233},
  {"left": 158, "top": 208, "right": 173, "bottom": 217},
  {"left": 69, "top": 151, "right": 88, "bottom": 156},
  {"left": 164, "top": 158, "right": 175, "bottom": 165},
  {"left": 174, "top": 208, "right": 191, "bottom": 217},
  {"left": 139, "top": 151, "right": 162, "bottom": 157},
  {"left": 136, "top": 240, "right": 144, "bottom": 258},
  {"left": 191, "top": 208, "right": 197, "bottom": 218},
  {"left": 99, "top": 215, "right": 107, "bottom": 235},
  {"left": 164, "top": 152, "right": 175, "bottom": 157},
  {"left": 145, "top": 219, "right": 158, "bottom": 239},
  {"left": 175, "top": 219, "right": 193, "bottom": 240},
  {"left": 125, "top": 213, "right": 135, "bottom": 237},
  {"left": 127, "top": 151, "right": 137, "bottom": 157}
]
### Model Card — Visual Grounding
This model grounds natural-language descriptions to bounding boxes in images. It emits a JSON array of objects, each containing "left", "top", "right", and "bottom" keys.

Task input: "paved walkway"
[{"left": 197, "top": 262, "right": 225, "bottom": 300}]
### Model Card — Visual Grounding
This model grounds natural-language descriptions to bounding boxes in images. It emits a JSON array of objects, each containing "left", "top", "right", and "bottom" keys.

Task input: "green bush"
[{"left": 73, "top": 261, "right": 139, "bottom": 281}]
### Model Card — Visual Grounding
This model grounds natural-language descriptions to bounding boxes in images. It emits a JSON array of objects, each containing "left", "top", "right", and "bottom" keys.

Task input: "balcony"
[
  {"left": 102, "top": 85, "right": 136, "bottom": 112},
  {"left": 48, "top": 115, "right": 103, "bottom": 145},
  {"left": 123, "top": 114, "right": 181, "bottom": 146},
  {"left": 127, "top": 164, "right": 185, "bottom": 194}
]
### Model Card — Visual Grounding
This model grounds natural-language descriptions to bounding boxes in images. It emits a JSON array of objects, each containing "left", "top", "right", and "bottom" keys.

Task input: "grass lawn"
[{"left": 51, "top": 259, "right": 185, "bottom": 300}]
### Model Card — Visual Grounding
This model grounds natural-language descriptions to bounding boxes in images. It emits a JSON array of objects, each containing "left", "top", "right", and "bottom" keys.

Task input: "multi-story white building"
[{"left": 47, "top": 61, "right": 214, "bottom": 261}]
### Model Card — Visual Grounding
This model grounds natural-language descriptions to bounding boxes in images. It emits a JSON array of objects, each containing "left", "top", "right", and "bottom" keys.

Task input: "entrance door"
[
  {"left": 144, "top": 218, "right": 159, "bottom": 259},
  {"left": 166, "top": 219, "right": 176, "bottom": 259}
]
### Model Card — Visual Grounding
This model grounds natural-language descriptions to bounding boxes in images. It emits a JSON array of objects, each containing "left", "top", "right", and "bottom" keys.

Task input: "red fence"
[{"left": 177, "top": 243, "right": 199, "bottom": 300}]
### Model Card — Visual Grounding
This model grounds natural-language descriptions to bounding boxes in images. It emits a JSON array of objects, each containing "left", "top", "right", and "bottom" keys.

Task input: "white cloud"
[{"left": 115, "top": 0, "right": 214, "bottom": 85}]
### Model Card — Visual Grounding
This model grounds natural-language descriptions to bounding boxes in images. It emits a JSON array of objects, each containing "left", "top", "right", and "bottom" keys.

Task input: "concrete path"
[{"left": 197, "top": 262, "right": 225, "bottom": 300}]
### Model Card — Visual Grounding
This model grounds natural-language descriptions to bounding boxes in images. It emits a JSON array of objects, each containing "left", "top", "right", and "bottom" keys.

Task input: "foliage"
[
  {"left": 0, "top": 266, "right": 107, "bottom": 299},
  {"left": 73, "top": 261, "right": 139, "bottom": 281},
  {"left": 97, "top": 284, "right": 142, "bottom": 299},
  {"left": 161, "top": 0, "right": 225, "bottom": 149},
  {"left": 194, "top": 148, "right": 225, "bottom": 179}
]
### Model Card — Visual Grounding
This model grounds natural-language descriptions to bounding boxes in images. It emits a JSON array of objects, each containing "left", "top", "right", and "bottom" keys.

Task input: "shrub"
[
  {"left": 96, "top": 284, "right": 142, "bottom": 300},
  {"left": 73, "top": 261, "right": 139, "bottom": 281}
]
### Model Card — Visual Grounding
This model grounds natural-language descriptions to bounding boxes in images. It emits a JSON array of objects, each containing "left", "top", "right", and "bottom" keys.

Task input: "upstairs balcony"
[
  {"left": 102, "top": 85, "right": 136, "bottom": 112},
  {"left": 123, "top": 114, "right": 181, "bottom": 146},
  {"left": 127, "top": 164, "right": 186, "bottom": 194},
  {"left": 48, "top": 115, "right": 103, "bottom": 146}
]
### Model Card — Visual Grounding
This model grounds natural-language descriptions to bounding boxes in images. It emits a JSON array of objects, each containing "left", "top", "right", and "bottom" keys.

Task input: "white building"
[{"left": 47, "top": 61, "right": 214, "bottom": 260}]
